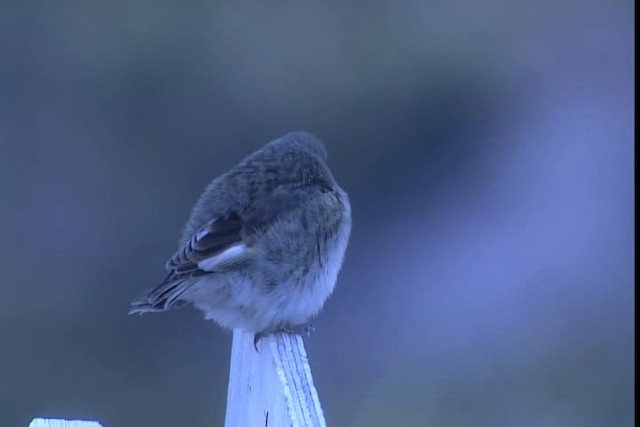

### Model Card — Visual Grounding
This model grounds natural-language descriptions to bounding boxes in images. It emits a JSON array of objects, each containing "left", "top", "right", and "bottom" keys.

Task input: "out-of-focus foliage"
[{"left": 0, "top": 1, "right": 633, "bottom": 426}]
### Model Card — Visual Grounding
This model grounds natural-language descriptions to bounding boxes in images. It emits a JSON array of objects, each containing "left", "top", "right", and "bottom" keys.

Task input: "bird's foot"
[
  {"left": 253, "top": 323, "right": 315, "bottom": 351},
  {"left": 280, "top": 323, "right": 315, "bottom": 336}
]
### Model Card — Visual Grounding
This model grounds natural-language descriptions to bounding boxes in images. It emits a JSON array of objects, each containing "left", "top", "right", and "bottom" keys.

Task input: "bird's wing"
[
  {"left": 129, "top": 213, "right": 250, "bottom": 314},
  {"left": 167, "top": 183, "right": 328, "bottom": 275},
  {"left": 166, "top": 212, "right": 249, "bottom": 273}
]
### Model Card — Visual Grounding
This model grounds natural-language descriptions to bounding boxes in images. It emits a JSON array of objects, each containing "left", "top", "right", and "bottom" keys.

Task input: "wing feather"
[{"left": 130, "top": 212, "right": 249, "bottom": 313}]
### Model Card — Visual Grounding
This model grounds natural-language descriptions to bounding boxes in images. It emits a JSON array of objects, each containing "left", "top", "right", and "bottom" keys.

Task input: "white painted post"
[
  {"left": 225, "top": 329, "right": 326, "bottom": 427},
  {"left": 29, "top": 419, "right": 103, "bottom": 427}
]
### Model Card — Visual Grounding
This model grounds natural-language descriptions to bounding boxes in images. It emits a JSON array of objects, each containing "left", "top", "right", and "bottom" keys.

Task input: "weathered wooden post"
[
  {"left": 225, "top": 329, "right": 326, "bottom": 427},
  {"left": 29, "top": 419, "right": 102, "bottom": 427}
]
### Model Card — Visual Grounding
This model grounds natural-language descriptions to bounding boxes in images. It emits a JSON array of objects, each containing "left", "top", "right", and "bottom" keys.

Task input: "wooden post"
[
  {"left": 225, "top": 329, "right": 326, "bottom": 427},
  {"left": 29, "top": 419, "right": 102, "bottom": 427}
]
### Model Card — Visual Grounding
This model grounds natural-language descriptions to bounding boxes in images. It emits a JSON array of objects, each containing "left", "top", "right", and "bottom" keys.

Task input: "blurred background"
[{"left": 0, "top": 1, "right": 633, "bottom": 426}]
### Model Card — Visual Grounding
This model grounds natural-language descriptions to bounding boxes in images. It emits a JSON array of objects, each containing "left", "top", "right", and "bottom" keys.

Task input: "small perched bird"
[{"left": 130, "top": 131, "right": 352, "bottom": 344}]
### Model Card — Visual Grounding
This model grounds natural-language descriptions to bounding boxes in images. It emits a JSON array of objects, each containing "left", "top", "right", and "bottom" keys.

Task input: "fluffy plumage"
[{"left": 129, "top": 131, "right": 352, "bottom": 336}]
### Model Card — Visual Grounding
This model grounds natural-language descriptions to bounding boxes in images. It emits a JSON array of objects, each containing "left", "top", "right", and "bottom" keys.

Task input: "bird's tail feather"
[{"left": 129, "top": 274, "right": 193, "bottom": 315}]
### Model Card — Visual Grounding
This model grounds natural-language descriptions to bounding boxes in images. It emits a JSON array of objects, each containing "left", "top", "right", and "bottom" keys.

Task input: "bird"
[{"left": 129, "top": 131, "right": 352, "bottom": 346}]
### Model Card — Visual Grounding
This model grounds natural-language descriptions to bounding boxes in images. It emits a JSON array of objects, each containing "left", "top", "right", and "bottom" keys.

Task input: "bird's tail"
[{"left": 129, "top": 273, "right": 193, "bottom": 315}]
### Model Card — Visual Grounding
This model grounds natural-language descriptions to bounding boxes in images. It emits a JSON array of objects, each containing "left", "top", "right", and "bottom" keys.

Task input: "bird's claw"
[{"left": 253, "top": 323, "right": 315, "bottom": 352}]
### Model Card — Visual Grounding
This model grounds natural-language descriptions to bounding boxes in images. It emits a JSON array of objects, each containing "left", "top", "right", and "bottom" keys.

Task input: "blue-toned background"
[{"left": 1, "top": 1, "right": 633, "bottom": 426}]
